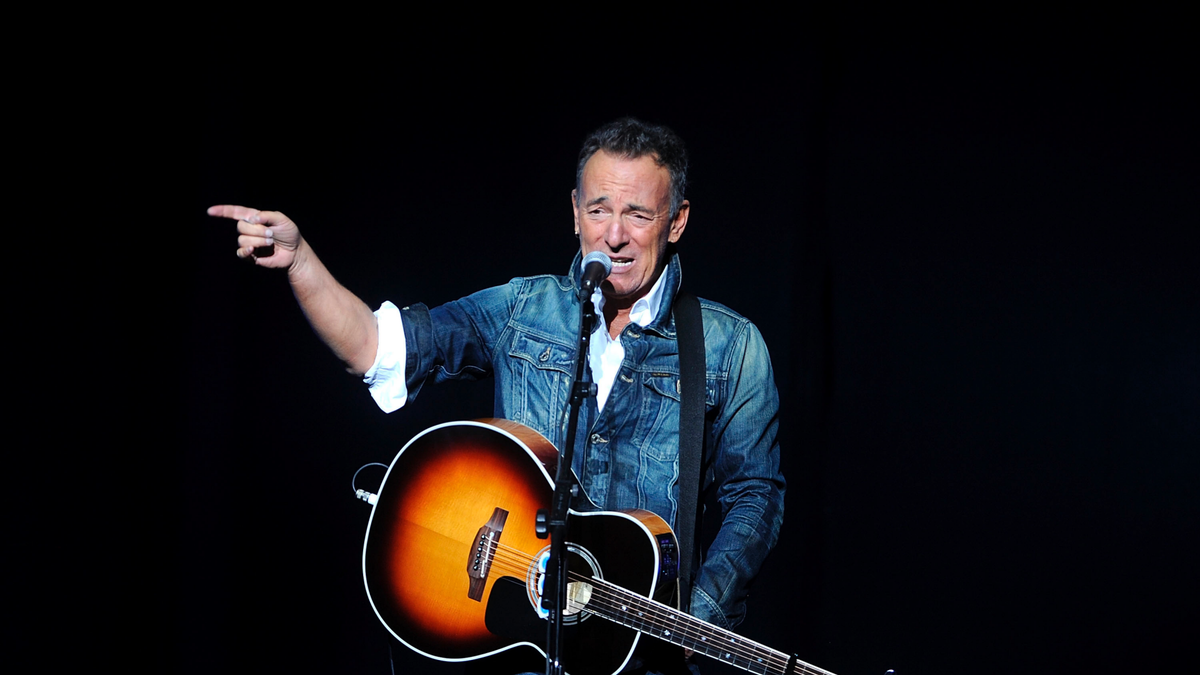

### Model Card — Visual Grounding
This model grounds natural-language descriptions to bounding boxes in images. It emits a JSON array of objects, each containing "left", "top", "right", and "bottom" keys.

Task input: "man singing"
[{"left": 210, "top": 118, "right": 785, "bottom": 674}]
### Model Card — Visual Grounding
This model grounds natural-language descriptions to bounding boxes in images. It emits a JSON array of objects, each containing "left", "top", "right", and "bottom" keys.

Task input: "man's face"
[{"left": 572, "top": 151, "right": 689, "bottom": 307}]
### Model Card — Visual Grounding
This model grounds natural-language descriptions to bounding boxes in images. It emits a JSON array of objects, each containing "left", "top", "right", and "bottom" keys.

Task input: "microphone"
[{"left": 578, "top": 251, "right": 613, "bottom": 300}]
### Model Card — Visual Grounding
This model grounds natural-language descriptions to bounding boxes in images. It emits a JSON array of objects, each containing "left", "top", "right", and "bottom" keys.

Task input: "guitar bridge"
[{"left": 466, "top": 507, "right": 509, "bottom": 601}]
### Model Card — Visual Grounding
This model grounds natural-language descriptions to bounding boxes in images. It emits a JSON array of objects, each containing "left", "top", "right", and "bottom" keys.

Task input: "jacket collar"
[{"left": 567, "top": 248, "right": 682, "bottom": 339}]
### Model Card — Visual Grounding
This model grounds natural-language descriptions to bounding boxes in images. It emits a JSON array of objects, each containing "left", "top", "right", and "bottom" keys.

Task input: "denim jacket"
[{"left": 398, "top": 253, "right": 785, "bottom": 629}]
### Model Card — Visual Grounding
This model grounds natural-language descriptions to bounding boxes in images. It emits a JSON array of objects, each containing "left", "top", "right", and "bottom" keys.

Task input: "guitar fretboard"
[{"left": 570, "top": 576, "right": 835, "bottom": 675}]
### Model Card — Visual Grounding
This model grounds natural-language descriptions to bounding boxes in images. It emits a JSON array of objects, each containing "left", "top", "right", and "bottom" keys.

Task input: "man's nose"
[{"left": 604, "top": 217, "right": 629, "bottom": 249}]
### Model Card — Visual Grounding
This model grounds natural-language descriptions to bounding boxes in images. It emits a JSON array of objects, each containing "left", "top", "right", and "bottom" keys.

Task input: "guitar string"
[
  {"left": 480, "top": 547, "right": 831, "bottom": 675},
  {"left": 481, "top": 544, "right": 795, "bottom": 673},
  {"left": 582, "top": 584, "right": 831, "bottom": 675},
  {"left": 480, "top": 542, "right": 779, "bottom": 663},
  {"left": 575, "top": 576, "right": 795, "bottom": 674},
  {"left": 477, "top": 545, "right": 811, "bottom": 675},
  {"left": 578, "top": 581, "right": 834, "bottom": 675},
  {"left": 480, "top": 547, "right": 782, "bottom": 669}
]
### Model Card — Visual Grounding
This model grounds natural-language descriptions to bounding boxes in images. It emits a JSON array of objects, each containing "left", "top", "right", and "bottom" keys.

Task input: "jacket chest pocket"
[
  {"left": 634, "top": 372, "right": 683, "bottom": 461},
  {"left": 637, "top": 370, "right": 719, "bottom": 459},
  {"left": 505, "top": 333, "right": 575, "bottom": 435}
]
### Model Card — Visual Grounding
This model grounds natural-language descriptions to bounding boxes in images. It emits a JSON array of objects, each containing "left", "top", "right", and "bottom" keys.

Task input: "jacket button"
[{"left": 539, "top": 346, "right": 551, "bottom": 362}]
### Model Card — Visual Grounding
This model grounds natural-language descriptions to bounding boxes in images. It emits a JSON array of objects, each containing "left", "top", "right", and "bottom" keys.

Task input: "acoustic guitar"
[{"left": 362, "top": 418, "right": 834, "bottom": 675}]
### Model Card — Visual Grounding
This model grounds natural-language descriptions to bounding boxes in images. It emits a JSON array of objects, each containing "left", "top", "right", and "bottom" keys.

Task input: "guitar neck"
[{"left": 577, "top": 577, "right": 835, "bottom": 675}]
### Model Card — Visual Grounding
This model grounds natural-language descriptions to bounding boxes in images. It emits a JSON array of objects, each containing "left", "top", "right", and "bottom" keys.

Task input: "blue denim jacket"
[{"left": 398, "top": 253, "right": 785, "bottom": 629}]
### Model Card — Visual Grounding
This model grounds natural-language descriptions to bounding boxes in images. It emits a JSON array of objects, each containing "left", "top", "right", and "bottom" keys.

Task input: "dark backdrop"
[{"left": 188, "top": 22, "right": 1196, "bottom": 675}]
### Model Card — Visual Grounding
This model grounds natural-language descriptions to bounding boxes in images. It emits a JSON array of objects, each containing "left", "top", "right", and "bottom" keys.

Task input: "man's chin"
[{"left": 601, "top": 283, "right": 647, "bottom": 306}]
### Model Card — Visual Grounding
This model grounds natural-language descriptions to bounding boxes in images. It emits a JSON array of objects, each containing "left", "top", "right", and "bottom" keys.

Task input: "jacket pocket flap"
[
  {"left": 509, "top": 333, "right": 575, "bottom": 374},
  {"left": 644, "top": 371, "right": 716, "bottom": 406},
  {"left": 643, "top": 372, "right": 683, "bottom": 402}
]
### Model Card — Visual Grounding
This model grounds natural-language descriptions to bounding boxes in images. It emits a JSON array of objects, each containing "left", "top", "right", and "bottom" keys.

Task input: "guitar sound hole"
[{"left": 526, "top": 544, "right": 603, "bottom": 625}]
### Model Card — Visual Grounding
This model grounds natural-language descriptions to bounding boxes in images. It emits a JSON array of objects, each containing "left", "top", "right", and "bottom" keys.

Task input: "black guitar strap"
[{"left": 673, "top": 290, "right": 706, "bottom": 614}]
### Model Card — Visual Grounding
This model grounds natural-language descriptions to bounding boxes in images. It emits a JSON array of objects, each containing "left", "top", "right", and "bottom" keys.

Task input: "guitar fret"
[{"left": 585, "top": 580, "right": 790, "bottom": 675}]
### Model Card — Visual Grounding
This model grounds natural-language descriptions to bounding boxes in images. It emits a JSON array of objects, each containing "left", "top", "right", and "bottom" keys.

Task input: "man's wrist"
[{"left": 286, "top": 238, "right": 315, "bottom": 284}]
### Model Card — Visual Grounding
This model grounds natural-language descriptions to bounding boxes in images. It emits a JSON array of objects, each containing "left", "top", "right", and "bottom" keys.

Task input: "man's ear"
[
  {"left": 571, "top": 189, "right": 580, "bottom": 236},
  {"left": 668, "top": 200, "right": 690, "bottom": 243}
]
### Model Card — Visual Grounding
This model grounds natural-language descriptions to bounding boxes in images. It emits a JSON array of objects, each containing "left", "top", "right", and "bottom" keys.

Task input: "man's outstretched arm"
[{"left": 209, "top": 204, "right": 379, "bottom": 376}]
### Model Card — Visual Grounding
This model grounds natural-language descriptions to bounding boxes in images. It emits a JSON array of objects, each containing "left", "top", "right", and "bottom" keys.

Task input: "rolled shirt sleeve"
[{"left": 363, "top": 301, "right": 408, "bottom": 413}]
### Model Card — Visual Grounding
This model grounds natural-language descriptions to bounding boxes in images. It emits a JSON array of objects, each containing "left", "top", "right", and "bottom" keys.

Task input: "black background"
[{"left": 189, "top": 18, "right": 1196, "bottom": 675}]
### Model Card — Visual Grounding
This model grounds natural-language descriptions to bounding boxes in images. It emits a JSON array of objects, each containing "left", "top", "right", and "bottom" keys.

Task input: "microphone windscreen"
[{"left": 581, "top": 251, "right": 613, "bottom": 276}]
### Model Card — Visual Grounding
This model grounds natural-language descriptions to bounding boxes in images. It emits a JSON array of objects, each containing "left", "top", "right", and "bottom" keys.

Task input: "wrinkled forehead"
[{"left": 579, "top": 151, "right": 672, "bottom": 207}]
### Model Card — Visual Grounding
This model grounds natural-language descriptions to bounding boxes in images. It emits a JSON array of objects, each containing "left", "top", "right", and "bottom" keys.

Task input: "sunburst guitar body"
[{"left": 362, "top": 419, "right": 833, "bottom": 675}]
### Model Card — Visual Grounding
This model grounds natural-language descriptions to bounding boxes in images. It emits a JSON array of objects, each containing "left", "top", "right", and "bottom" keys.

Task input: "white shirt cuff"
[{"left": 363, "top": 301, "right": 408, "bottom": 413}]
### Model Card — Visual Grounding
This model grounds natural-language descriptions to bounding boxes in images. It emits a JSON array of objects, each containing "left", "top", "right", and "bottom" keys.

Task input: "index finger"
[{"left": 207, "top": 204, "right": 264, "bottom": 223}]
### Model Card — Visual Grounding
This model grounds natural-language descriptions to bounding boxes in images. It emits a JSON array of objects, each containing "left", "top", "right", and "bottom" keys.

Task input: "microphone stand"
[{"left": 541, "top": 285, "right": 599, "bottom": 675}]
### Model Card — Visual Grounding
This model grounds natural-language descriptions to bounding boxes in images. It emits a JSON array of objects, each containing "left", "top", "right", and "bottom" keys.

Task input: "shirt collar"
[
  {"left": 591, "top": 263, "right": 669, "bottom": 330},
  {"left": 569, "top": 250, "right": 683, "bottom": 337}
]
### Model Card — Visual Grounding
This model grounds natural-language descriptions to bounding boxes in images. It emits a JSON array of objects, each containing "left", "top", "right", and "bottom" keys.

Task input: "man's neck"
[
  {"left": 604, "top": 304, "right": 634, "bottom": 340},
  {"left": 596, "top": 264, "right": 670, "bottom": 340}
]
